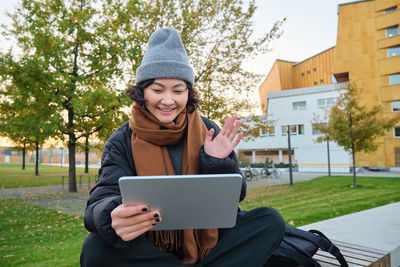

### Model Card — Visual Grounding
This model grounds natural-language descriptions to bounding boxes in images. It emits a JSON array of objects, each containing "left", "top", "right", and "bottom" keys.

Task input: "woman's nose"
[{"left": 160, "top": 93, "right": 174, "bottom": 105}]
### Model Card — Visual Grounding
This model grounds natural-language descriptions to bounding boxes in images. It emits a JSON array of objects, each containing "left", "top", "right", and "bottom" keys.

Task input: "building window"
[
  {"left": 390, "top": 73, "right": 400, "bottom": 85},
  {"left": 395, "top": 127, "right": 400, "bottom": 138},
  {"left": 320, "top": 79, "right": 324, "bottom": 83},
  {"left": 307, "top": 70, "right": 310, "bottom": 74},
  {"left": 313, "top": 68, "right": 317, "bottom": 72},
  {"left": 281, "top": 124, "right": 305, "bottom": 136},
  {"left": 386, "top": 26, "right": 399, "bottom": 38},
  {"left": 313, "top": 81, "right": 317, "bottom": 85},
  {"left": 312, "top": 123, "right": 328, "bottom": 135},
  {"left": 292, "top": 101, "right": 306, "bottom": 111},
  {"left": 301, "top": 72, "right": 304, "bottom": 76},
  {"left": 393, "top": 101, "right": 400, "bottom": 112},
  {"left": 260, "top": 126, "right": 275, "bottom": 137},
  {"left": 385, "top": 6, "right": 397, "bottom": 14},
  {"left": 318, "top": 97, "right": 337, "bottom": 108},
  {"left": 388, "top": 46, "right": 400, "bottom": 57}
]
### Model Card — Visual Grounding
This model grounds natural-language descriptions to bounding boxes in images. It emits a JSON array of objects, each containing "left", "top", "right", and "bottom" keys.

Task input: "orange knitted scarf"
[{"left": 129, "top": 103, "right": 218, "bottom": 264}]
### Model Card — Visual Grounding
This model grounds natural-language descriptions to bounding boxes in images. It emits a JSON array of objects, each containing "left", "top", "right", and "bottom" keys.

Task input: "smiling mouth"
[{"left": 158, "top": 108, "right": 175, "bottom": 112}]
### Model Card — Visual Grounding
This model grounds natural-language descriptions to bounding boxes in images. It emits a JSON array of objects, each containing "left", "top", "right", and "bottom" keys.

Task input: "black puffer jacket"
[{"left": 84, "top": 117, "right": 246, "bottom": 248}]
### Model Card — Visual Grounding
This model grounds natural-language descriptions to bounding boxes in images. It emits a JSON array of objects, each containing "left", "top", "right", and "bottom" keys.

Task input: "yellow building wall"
[
  {"left": 277, "top": 60, "right": 295, "bottom": 90},
  {"left": 334, "top": 0, "right": 400, "bottom": 167},
  {"left": 258, "top": 60, "right": 294, "bottom": 113},
  {"left": 292, "top": 47, "right": 335, "bottom": 88}
]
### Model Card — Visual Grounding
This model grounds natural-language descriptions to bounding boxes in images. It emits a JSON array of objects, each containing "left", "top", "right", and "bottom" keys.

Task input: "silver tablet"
[{"left": 118, "top": 174, "right": 243, "bottom": 230}]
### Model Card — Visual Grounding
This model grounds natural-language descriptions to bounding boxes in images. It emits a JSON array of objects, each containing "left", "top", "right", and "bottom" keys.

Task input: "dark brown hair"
[{"left": 126, "top": 79, "right": 200, "bottom": 113}]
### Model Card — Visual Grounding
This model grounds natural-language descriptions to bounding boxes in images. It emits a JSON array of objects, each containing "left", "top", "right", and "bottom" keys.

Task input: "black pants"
[{"left": 80, "top": 207, "right": 285, "bottom": 267}]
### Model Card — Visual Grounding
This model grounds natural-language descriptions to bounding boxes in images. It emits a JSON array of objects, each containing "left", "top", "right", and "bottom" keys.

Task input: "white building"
[{"left": 237, "top": 82, "right": 351, "bottom": 173}]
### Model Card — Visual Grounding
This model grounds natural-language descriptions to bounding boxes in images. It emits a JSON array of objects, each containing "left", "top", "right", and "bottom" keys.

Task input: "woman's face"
[{"left": 144, "top": 78, "right": 189, "bottom": 123}]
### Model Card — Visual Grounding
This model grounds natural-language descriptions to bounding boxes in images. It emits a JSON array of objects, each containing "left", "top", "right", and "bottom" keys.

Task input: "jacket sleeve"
[
  {"left": 199, "top": 118, "right": 247, "bottom": 202},
  {"left": 84, "top": 122, "right": 143, "bottom": 248}
]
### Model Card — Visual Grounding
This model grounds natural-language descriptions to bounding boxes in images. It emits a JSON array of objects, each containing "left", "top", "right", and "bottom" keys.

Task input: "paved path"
[
  {"left": 0, "top": 184, "right": 91, "bottom": 215},
  {"left": 0, "top": 184, "right": 91, "bottom": 199}
]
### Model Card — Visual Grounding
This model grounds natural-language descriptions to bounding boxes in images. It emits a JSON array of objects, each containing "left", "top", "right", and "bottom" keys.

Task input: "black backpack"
[{"left": 264, "top": 225, "right": 349, "bottom": 267}]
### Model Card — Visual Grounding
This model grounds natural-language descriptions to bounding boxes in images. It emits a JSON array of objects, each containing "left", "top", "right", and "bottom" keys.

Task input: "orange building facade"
[{"left": 258, "top": 0, "right": 400, "bottom": 167}]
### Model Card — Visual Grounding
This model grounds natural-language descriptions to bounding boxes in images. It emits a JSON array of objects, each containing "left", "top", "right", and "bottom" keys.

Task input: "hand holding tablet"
[{"left": 118, "top": 174, "right": 243, "bottom": 231}]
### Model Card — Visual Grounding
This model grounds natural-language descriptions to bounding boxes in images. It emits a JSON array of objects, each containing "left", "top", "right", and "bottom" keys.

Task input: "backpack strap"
[
  {"left": 309, "top": 230, "right": 348, "bottom": 267},
  {"left": 286, "top": 228, "right": 349, "bottom": 267},
  {"left": 285, "top": 226, "right": 348, "bottom": 267}
]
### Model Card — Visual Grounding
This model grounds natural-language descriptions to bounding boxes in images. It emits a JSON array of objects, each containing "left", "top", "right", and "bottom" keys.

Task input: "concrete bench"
[
  {"left": 299, "top": 202, "right": 400, "bottom": 267},
  {"left": 314, "top": 240, "right": 390, "bottom": 266}
]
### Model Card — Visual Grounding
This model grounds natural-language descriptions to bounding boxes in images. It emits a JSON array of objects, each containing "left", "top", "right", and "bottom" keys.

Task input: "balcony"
[
  {"left": 376, "top": 10, "right": 400, "bottom": 30},
  {"left": 378, "top": 35, "right": 400, "bottom": 49},
  {"left": 379, "top": 56, "right": 400, "bottom": 75},
  {"left": 381, "top": 84, "right": 400, "bottom": 101},
  {"left": 375, "top": 0, "right": 400, "bottom": 12}
]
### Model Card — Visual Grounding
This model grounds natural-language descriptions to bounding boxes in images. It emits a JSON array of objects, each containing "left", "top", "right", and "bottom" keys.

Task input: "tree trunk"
[
  {"left": 68, "top": 135, "right": 77, "bottom": 192},
  {"left": 85, "top": 135, "right": 89, "bottom": 174},
  {"left": 68, "top": 101, "right": 77, "bottom": 192},
  {"left": 22, "top": 143, "right": 26, "bottom": 170},
  {"left": 68, "top": 32, "right": 80, "bottom": 193},
  {"left": 35, "top": 141, "right": 39, "bottom": 176},
  {"left": 351, "top": 144, "right": 357, "bottom": 187}
]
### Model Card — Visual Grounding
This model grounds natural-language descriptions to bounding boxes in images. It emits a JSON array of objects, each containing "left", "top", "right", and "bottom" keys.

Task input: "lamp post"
[
  {"left": 287, "top": 126, "right": 293, "bottom": 186},
  {"left": 327, "top": 137, "right": 331, "bottom": 176}
]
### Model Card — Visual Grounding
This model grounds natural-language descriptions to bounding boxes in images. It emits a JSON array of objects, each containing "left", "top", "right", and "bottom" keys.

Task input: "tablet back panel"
[{"left": 119, "top": 174, "right": 242, "bottom": 230}]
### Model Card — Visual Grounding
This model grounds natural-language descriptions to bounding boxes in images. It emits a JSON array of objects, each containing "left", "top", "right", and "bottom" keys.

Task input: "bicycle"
[
  {"left": 260, "top": 163, "right": 281, "bottom": 179},
  {"left": 242, "top": 166, "right": 258, "bottom": 181}
]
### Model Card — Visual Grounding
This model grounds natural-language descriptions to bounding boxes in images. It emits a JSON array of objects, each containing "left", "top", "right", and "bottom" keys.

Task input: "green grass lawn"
[
  {"left": 0, "top": 174, "right": 399, "bottom": 266},
  {"left": 0, "top": 163, "right": 99, "bottom": 188},
  {"left": 0, "top": 200, "right": 88, "bottom": 267},
  {"left": 240, "top": 175, "right": 400, "bottom": 227}
]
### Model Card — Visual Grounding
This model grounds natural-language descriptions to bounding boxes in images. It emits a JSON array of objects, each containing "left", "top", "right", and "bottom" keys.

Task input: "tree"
[
  {"left": 314, "top": 83, "right": 400, "bottom": 187},
  {"left": 75, "top": 87, "right": 129, "bottom": 173},
  {"left": 0, "top": 56, "right": 59, "bottom": 175},
  {"left": 240, "top": 114, "right": 275, "bottom": 142},
  {"left": 1, "top": 0, "right": 144, "bottom": 192}
]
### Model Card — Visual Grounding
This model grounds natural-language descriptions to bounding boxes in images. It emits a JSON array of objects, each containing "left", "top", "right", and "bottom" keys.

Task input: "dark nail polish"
[
  {"left": 142, "top": 207, "right": 148, "bottom": 212},
  {"left": 154, "top": 213, "right": 159, "bottom": 218},
  {"left": 152, "top": 223, "right": 156, "bottom": 226},
  {"left": 156, "top": 218, "right": 160, "bottom": 222}
]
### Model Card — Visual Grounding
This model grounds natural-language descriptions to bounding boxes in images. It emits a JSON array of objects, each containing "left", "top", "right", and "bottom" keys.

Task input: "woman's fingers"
[
  {"left": 119, "top": 224, "right": 156, "bottom": 242},
  {"left": 233, "top": 131, "right": 243, "bottom": 147},
  {"left": 111, "top": 204, "right": 148, "bottom": 219},
  {"left": 113, "top": 213, "right": 162, "bottom": 241},
  {"left": 205, "top": 128, "right": 214, "bottom": 144},
  {"left": 220, "top": 116, "right": 234, "bottom": 136},
  {"left": 228, "top": 119, "right": 241, "bottom": 142}
]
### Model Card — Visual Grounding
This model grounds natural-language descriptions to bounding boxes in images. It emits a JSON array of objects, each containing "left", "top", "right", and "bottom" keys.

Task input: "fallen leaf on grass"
[{"left": 288, "top": 220, "right": 295, "bottom": 225}]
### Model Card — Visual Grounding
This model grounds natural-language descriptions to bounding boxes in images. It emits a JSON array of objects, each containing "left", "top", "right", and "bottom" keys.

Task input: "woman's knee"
[{"left": 248, "top": 207, "right": 285, "bottom": 236}]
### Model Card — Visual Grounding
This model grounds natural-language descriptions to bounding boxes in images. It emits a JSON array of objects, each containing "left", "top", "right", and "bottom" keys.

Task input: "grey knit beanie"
[{"left": 135, "top": 28, "right": 194, "bottom": 86}]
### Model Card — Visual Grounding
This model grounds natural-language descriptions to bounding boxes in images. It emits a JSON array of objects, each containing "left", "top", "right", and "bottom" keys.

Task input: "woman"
[{"left": 81, "top": 28, "right": 285, "bottom": 267}]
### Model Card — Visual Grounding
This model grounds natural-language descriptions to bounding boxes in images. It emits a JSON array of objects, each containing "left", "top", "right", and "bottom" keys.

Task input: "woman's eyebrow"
[
  {"left": 152, "top": 82, "right": 186, "bottom": 88},
  {"left": 172, "top": 83, "right": 186, "bottom": 88}
]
